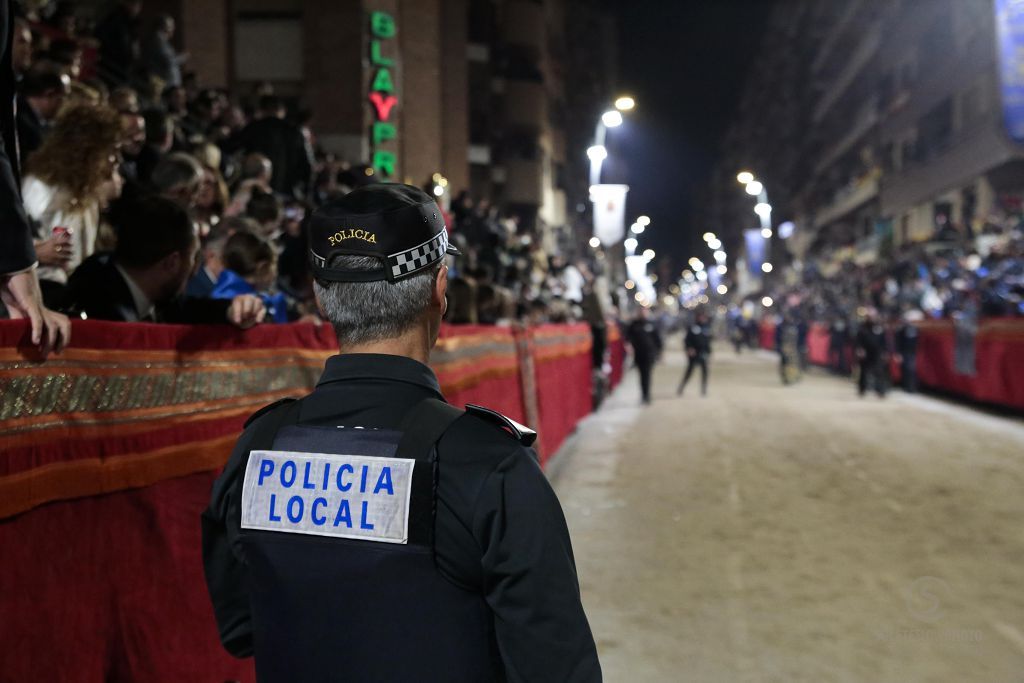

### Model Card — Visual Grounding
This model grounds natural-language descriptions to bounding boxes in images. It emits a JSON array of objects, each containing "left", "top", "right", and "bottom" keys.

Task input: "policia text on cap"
[{"left": 202, "top": 184, "right": 602, "bottom": 682}]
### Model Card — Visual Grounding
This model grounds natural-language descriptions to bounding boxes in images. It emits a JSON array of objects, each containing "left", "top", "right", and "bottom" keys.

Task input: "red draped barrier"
[
  {"left": 525, "top": 324, "right": 593, "bottom": 463},
  {"left": 757, "top": 318, "right": 1024, "bottom": 412},
  {"left": 0, "top": 318, "right": 609, "bottom": 682},
  {"left": 760, "top": 320, "right": 776, "bottom": 350},
  {"left": 608, "top": 323, "right": 625, "bottom": 389}
]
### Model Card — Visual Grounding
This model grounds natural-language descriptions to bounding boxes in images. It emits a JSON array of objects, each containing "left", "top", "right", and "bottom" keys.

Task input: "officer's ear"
[{"left": 433, "top": 264, "right": 448, "bottom": 314}]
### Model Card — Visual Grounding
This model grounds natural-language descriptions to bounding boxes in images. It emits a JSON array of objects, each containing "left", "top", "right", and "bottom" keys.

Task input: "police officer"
[
  {"left": 677, "top": 309, "right": 712, "bottom": 396},
  {"left": 625, "top": 306, "right": 662, "bottom": 404},
  {"left": 201, "top": 184, "right": 601, "bottom": 682}
]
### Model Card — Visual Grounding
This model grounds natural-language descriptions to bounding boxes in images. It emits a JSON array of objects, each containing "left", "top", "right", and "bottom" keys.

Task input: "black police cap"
[{"left": 309, "top": 183, "right": 459, "bottom": 283}]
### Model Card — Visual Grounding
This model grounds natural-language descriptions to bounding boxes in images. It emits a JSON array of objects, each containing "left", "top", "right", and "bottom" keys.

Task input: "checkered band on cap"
[{"left": 387, "top": 229, "right": 449, "bottom": 280}]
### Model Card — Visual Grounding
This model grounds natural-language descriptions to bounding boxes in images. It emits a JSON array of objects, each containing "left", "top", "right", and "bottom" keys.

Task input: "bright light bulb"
[
  {"left": 702, "top": 232, "right": 716, "bottom": 242},
  {"left": 745, "top": 180, "right": 763, "bottom": 196},
  {"left": 717, "top": 265, "right": 727, "bottom": 274},
  {"left": 625, "top": 279, "right": 635, "bottom": 290},
  {"left": 631, "top": 223, "right": 645, "bottom": 234},
  {"left": 714, "top": 250, "right": 726, "bottom": 261},
  {"left": 754, "top": 202, "right": 772, "bottom": 217},
  {"left": 762, "top": 296, "right": 774, "bottom": 307},
  {"left": 602, "top": 110, "right": 623, "bottom": 128},
  {"left": 761, "top": 228, "right": 773, "bottom": 238},
  {"left": 708, "top": 239, "right": 722, "bottom": 250},
  {"left": 624, "top": 237, "right": 638, "bottom": 251},
  {"left": 762, "top": 262, "right": 773, "bottom": 273},
  {"left": 643, "top": 248, "right": 656, "bottom": 260},
  {"left": 587, "top": 145, "right": 608, "bottom": 162},
  {"left": 737, "top": 171, "right": 754, "bottom": 185},
  {"left": 637, "top": 215, "right": 651, "bottom": 226},
  {"left": 717, "top": 285, "right": 728, "bottom": 295},
  {"left": 588, "top": 236, "right": 601, "bottom": 248},
  {"left": 615, "top": 96, "right": 635, "bottom": 111},
  {"left": 634, "top": 292, "right": 645, "bottom": 302},
  {"left": 433, "top": 185, "right": 444, "bottom": 197}
]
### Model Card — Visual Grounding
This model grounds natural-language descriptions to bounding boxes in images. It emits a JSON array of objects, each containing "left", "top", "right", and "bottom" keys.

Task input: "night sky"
[{"left": 613, "top": 0, "right": 774, "bottom": 275}]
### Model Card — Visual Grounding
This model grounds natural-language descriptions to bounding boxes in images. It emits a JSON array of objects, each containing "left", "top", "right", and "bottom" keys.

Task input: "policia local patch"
[{"left": 241, "top": 451, "right": 415, "bottom": 544}]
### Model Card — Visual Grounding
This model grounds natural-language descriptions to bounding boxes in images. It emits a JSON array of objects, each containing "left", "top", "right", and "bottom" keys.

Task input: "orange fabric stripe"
[{"left": 0, "top": 434, "right": 236, "bottom": 519}]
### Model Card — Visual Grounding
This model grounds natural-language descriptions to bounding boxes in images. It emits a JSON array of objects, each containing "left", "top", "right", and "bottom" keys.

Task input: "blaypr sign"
[{"left": 368, "top": 11, "right": 398, "bottom": 177}]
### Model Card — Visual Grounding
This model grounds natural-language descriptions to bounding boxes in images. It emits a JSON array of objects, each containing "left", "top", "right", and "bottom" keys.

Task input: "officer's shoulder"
[
  {"left": 243, "top": 397, "right": 297, "bottom": 428},
  {"left": 456, "top": 404, "right": 538, "bottom": 448}
]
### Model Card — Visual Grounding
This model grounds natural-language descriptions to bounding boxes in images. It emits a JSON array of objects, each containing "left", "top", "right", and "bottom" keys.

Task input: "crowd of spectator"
[{"left": 5, "top": 0, "right": 605, "bottom": 333}]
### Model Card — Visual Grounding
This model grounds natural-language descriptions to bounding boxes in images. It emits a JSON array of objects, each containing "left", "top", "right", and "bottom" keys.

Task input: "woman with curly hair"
[{"left": 22, "top": 101, "right": 124, "bottom": 305}]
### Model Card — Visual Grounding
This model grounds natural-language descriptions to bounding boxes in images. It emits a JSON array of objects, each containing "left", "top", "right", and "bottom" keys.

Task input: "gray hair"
[{"left": 313, "top": 255, "right": 439, "bottom": 347}]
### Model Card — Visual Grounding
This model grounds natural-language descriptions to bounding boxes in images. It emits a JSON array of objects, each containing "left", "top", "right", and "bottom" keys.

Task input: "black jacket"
[
  {"left": 62, "top": 252, "right": 231, "bottom": 324},
  {"left": 202, "top": 354, "right": 602, "bottom": 683},
  {"left": 625, "top": 319, "right": 662, "bottom": 363},
  {"left": 685, "top": 322, "right": 712, "bottom": 357},
  {"left": 14, "top": 94, "right": 42, "bottom": 162},
  {"left": 0, "top": 0, "right": 35, "bottom": 275},
  {"left": 227, "top": 117, "right": 313, "bottom": 198}
]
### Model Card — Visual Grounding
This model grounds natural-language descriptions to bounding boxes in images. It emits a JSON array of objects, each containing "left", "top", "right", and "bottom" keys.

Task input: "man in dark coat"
[
  {"left": 626, "top": 306, "right": 662, "bottom": 404},
  {"left": 678, "top": 310, "right": 712, "bottom": 396},
  {"left": 855, "top": 310, "right": 891, "bottom": 397},
  {"left": 226, "top": 95, "right": 313, "bottom": 199}
]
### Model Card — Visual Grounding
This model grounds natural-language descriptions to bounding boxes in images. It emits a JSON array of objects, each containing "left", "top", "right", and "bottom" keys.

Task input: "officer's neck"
[{"left": 341, "top": 326, "right": 431, "bottom": 365}]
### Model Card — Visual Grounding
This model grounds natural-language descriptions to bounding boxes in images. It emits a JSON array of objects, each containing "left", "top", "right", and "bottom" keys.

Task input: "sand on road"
[{"left": 551, "top": 344, "right": 1024, "bottom": 683}]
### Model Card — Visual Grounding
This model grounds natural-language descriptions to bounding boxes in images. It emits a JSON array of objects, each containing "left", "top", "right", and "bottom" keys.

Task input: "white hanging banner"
[{"left": 591, "top": 184, "right": 629, "bottom": 247}]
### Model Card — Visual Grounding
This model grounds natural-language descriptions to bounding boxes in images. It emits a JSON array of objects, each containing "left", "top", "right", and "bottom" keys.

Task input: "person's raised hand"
[
  {"left": 34, "top": 235, "right": 73, "bottom": 269},
  {"left": 0, "top": 270, "right": 71, "bottom": 356},
  {"left": 227, "top": 294, "right": 266, "bottom": 329}
]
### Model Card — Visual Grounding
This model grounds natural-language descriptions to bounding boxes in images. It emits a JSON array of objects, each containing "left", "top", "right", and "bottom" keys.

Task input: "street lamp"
[
  {"left": 587, "top": 145, "right": 608, "bottom": 162},
  {"left": 588, "top": 236, "right": 601, "bottom": 248},
  {"left": 602, "top": 110, "right": 623, "bottom": 128},
  {"left": 589, "top": 96, "right": 634, "bottom": 186},
  {"left": 637, "top": 215, "right": 651, "bottom": 226},
  {"left": 615, "top": 96, "right": 636, "bottom": 111},
  {"left": 736, "top": 171, "right": 754, "bottom": 185},
  {"left": 745, "top": 180, "right": 763, "bottom": 196}
]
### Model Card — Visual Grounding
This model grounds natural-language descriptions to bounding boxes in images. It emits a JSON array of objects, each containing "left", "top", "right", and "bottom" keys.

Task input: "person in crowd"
[
  {"left": 245, "top": 186, "right": 283, "bottom": 240},
  {"left": 186, "top": 215, "right": 254, "bottom": 299},
  {"left": 828, "top": 315, "right": 850, "bottom": 374},
  {"left": 15, "top": 62, "right": 69, "bottom": 160},
  {"left": 227, "top": 94, "right": 313, "bottom": 199},
  {"left": 11, "top": 16, "right": 31, "bottom": 77},
  {"left": 44, "top": 37, "right": 82, "bottom": 81},
  {"left": 150, "top": 151, "right": 202, "bottom": 209},
  {"left": 63, "top": 195, "right": 265, "bottom": 326},
  {"left": 1, "top": 0, "right": 70, "bottom": 357},
  {"left": 109, "top": 85, "right": 139, "bottom": 114},
  {"left": 894, "top": 309, "right": 921, "bottom": 393},
  {"left": 626, "top": 306, "right": 662, "bottom": 405},
  {"left": 191, "top": 141, "right": 229, "bottom": 233},
  {"left": 678, "top": 309, "right": 713, "bottom": 397},
  {"left": 21, "top": 101, "right": 123, "bottom": 306},
  {"left": 137, "top": 107, "right": 171, "bottom": 182},
  {"left": 209, "top": 231, "right": 289, "bottom": 323},
  {"left": 140, "top": 13, "right": 186, "bottom": 88},
  {"left": 776, "top": 310, "right": 803, "bottom": 385},
  {"left": 117, "top": 110, "right": 146, "bottom": 183},
  {"left": 276, "top": 199, "right": 310, "bottom": 297},
  {"left": 94, "top": 0, "right": 141, "bottom": 86},
  {"left": 855, "top": 309, "right": 891, "bottom": 398},
  {"left": 226, "top": 152, "right": 272, "bottom": 215}
]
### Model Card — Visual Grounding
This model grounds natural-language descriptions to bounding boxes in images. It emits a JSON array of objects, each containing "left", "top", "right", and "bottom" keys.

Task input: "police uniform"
[{"left": 201, "top": 184, "right": 601, "bottom": 682}]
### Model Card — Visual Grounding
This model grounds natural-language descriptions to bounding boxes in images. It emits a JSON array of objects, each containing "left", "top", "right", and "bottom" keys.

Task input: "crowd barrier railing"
[
  {"left": 0, "top": 318, "right": 602, "bottom": 682},
  {"left": 757, "top": 318, "right": 1024, "bottom": 412}
]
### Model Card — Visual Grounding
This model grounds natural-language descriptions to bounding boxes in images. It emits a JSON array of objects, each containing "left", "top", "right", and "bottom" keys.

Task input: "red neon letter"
[{"left": 369, "top": 92, "right": 398, "bottom": 121}]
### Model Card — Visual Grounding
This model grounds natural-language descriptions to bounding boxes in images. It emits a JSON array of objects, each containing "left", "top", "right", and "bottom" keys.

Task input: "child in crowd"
[{"left": 209, "top": 232, "right": 289, "bottom": 323}]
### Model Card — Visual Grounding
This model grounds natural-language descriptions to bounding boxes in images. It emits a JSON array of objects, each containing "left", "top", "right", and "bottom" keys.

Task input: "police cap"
[{"left": 310, "top": 183, "right": 459, "bottom": 283}]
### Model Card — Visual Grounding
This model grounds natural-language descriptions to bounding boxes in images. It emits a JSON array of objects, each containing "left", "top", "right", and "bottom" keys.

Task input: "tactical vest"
[{"left": 239, "top": 398, "right": 504, "bottom": 682}]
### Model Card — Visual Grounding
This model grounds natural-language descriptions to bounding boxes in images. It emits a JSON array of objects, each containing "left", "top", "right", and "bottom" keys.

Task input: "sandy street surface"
[{"left": 550, "top": 342, "right": 1024, "bottom": 683}]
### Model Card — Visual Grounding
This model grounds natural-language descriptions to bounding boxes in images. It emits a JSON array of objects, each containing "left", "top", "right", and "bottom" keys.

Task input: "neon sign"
[{"left": 369, "top": 11, "right": 397, "bottom": 177}]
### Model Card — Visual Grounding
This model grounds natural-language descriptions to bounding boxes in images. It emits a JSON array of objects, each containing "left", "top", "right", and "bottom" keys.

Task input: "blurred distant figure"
[
  {"left": 895, "top": 310, "right": 921, "bottom": 393},
  {"left": 626, "top": 307, "right": 662, "bottom": 405},
  {"left": 141, "top": 14, "right": 186, "bottom": 88},
  {"left": 855, "top": 310, "right": 890, "bottom": 398},
  {"left": 776, "top": 311, "right": 803, "bottom": 385},
  {"left": 828, "top": 316, "right": 850, "bottom": 375},
  {"left": 95, "top": 0, "right": 142, "bottom": 87},
  {"left": 678, "top": 310, "right": 712, "bottom": 397},
  {"left": 227, "top": 95, "right": 313, "bottom": 199}
]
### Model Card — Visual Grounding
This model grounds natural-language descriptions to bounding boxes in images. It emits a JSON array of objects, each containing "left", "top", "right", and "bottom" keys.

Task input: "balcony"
[
  {"left": 812, "top": 169, "right": 881, "bottom": 229},
  {"left": 813, "top": 26, "right": 881, "bottom": 123}
]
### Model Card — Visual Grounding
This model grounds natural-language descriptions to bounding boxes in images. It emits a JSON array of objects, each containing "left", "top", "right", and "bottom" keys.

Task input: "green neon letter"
[
  {"left": 372, "top": 122, "right": 396, "bottom": 146},
  {"left": 370, "top": 11, "right": 396, "bottom": 39},
  {"left": 372, "top": 151, "right": 396, "bottom": 177},
  {"left": 370, "top": 40, "right": 393, "bottom": 67},
  {"left": 371, "top": 67, "right": 394, "bottom": 93}
]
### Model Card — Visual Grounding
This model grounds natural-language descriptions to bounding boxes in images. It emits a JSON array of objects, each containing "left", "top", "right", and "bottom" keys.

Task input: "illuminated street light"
[
  {"left": 625, "top": 279, "right": 635, "bottom": 290},
  {"left": 762, "top": 296, "right": 774, "bottom": 307},
  {"left": 708, "top": 239, "right": 722, "bottom": 250},
  {"left": 587, "top": 145, "right": 608, "bottom": 161},
  {"left": 630, "top": 223, "right": 645, "bottom": 234},
  {"left": 702, "top": 232, "right": 716, "bottom": 242},
  {"left": 737, "top": 171, "right": 754, "bottom": 185},
  {"left": 637, "top": 215, "right": 651, "bottom": 226},
  {"left": 762, "top": 262, "right": 773, "bottom": 273},
  {"left": 696, "top": 271, "right": 708, "bottom": 281},
  {"left": 643, "top": 248, "right": 656, "bottom": 260},
  {"left": 717, "top": 285, "right": 728, "bottom": 295},
  {"left": 745, "top": 180, "right": 763, "bottom": 196},
  {"left": 602, "top": 110, "right": 623, "bottom": 128},
  {"left": 588, "top": 236, "right": 601, "bottom": 248},
  {"left": 615, "top": 96, "right": 636, "bottom": 111},
  {"left": 624, "top": 237, "right": 638, "bottom": 251},
  {"left": 761, "top": 227, "right": 773, "bottom": 239},
  {"left": 717, "top": 264, "right": 728, "bottom": 274},
  {"left": 714, "top": 250, "right": 726, "bottom": 261},
  {"left": 754, "top": 202, "right": 772, "bottom": 217}
]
